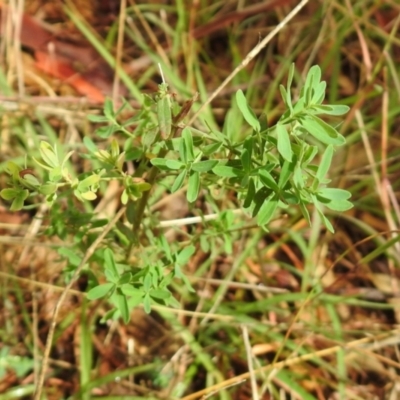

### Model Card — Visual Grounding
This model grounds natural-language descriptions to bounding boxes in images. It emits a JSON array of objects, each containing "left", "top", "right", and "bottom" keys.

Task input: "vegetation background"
[{"left": 0, "top": 0, "right": 399, "bottom": 399}]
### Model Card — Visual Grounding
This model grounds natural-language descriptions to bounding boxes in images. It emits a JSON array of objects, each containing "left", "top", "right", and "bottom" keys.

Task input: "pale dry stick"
[
  {"left": 129, "top": 0, "right": 170, "bottom": 67},
  {"left": 112, "top": 0, "right": 127, "bottom": 104},
  {"left": 187, "top": 0, "right": 309, "bottom": 127},
  {"left": 383, "top": 51, "right": 400, "bottom": 101},
  {"left": 34, "top": 206, "right": 126, "bottom": 400},
  {"left": 11, "top": 0, "right": 25, "bottom": 95},
  {"left": 345, "top": 0, "right": 372, "bottom": 80},
  {"left": 158, "top": 209, "right": 244, "bottom": 228},
  {"left": 241, "top": 325, "right": 259, "bottom": 400},
  {"left": 181, "top": 329, "right": 400, "bottom": 400},
  {"left": 356, "top": 110, "right": 400, "bottom": 290}
]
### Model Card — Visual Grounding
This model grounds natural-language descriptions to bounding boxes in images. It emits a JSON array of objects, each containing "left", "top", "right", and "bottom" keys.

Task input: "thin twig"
[{"left": 34, "top": 207, "right": 126, "bottom": 400}]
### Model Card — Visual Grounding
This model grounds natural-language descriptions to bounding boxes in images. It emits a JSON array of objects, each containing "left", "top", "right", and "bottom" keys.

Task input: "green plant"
[{"left": 0, "top": 64, "right": 352, "bottom": 322}]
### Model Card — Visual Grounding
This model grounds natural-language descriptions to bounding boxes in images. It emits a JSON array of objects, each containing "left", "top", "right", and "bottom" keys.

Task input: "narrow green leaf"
[
  {"left": 165, "top": 159, "right": 184, "bottom": 170},
  {"left": 177, "top": 245, "right": 195, "bottom": 266},
  {"left": 278, "top": 160, "right": 293, "bottom": 189},
  {"left": 276, "top": 124, "right": 292, "bottom": 162},
  {"left": 104, "top": 248, "right": 118, "bottom": 276},
  {"left": 324, "top": 199, "right": 354, "bottom": 212},
  {"left": 103, "top": 98, "right": 115, "bottom": 119},
  {"left": 311, "top": 104, "right": 350, "bottom": 116},
  {"left": 187, "top": 171, "right": 200, "bottom": 203},
  {"left": 115, "top": 289, "right": 130, "bottom": 323},
  {"left": 202, "top": 142, "right": 222, "bottom": 155},
  {"left": 151, "top": 289, "right": 171, "bottom": 300},
  {"left": 87, "top": 114, "right": 109, "bottom": 123},
  {"left": 240, "top": 149, "right": 251, "bottom": 172},
  {"left": 87, "top": 283, "right": 114, "bottom": 300},
  {"left": 39, "top": 142, "right": 59, "bottom": 168},
  {"left": 77, "top": 174, "right": 100, "bottom": 191},
  {"left": 143, "top": 293, "right": 151, "bottom": 313},
  {"left": 212, "top": 166, "right": 244, "bottom": 178},
  {"left": 317, "top": 188, "right": 352, "bottom": 201},
  {"left": 236, "top": 90, "right": 260, "bottom": 132},
  {"left": 191, "top": 160, "right": 218, "bottom": 172},
  {"left": 150, "top": 158, "right": 169, "bottom": 168},
  {"left": 300, "top": 115, "right": 346, "bottom": 146},
  {"left": 10, "top": 195, "right": 26, "bottom": 211},
  {"left": 171, "top": 169, "right": 187, "bottom": 193},
  {"left": 182, "top": 127, "right": 195, "bottom": 162},
  {"left": 259, "top": 169, "right": 279, "bottom": 192},
  {"left": 316, "top": 145, "right": 333, "bottom": 181},
  {"left": 257, "top": 194, "right": 279, "bottom": 226},
  {"left": 311, "top": 81, "right": 326, "bottom": 104},
  {"left": 243, "top": 177, "right": 256, "bottom": 208}
]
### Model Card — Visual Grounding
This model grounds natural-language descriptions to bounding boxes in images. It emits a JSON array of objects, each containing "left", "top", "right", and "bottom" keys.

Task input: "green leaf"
[
  {"left": 78, "top": 174, "right": 100, "bottom": 191},
  {"left": 191, "top": 160, "right": 218, "bottom": 172},
  {"left": 257, "top": 194, "right": 279, "bottom": 226},
  {"left": 177, "top": 245, "right": 195, "bottom": 266},
  {"left": 311, "top": 194, "right": 335, "bottom": 233},
  {"left": 142, "top": 126, "right": 158, "bottom": 147},
  {"left": 39, "top": 142, "right": 59, "bottom": 168},
  {"left": 165, "top": 159, "right": 184, "bottom": 170},
  {"left": 236, "top": 90, "right": 260, "bottom": 132},
  {"left": 103, "top": 98, "right": 115, "bottom": 119},
  {"left": 49, "top": 166, "right": 62, "bottom": 182},
  {"left": 171, "top": 169, "right": 187, "bottom": 193},
  {"left": 104, "top": 248, "right": 118, "bottom": 277},
  {"left": 278, "top": 160, "right": 294, "bottom": 189},
  {"left": 276, "top": 124, "right": 292, "bottom": 162},
  {"left": 150, "top": 158, "right": 169, "bottom": 169},
  {"left": 39, "top": 183, "right": 57, "bottom": 195},
  {"left": 303, "top": 65, "right": 321, "bottom": 105},
  {"left": 311, "top": 104, "right": 350, "bottom": 116},
  {"left": 212, "top": 166, "right": 244, "bottom": 178},
  {"left": 87, "top": 114, "right": 109, "bottom": 123},
  {"left": 58, "top": 247, "right": 81, "bottom": 266},
  {"left": 5, "top": 161, "right": 21, "bottom": 180},
  {"left": 79, "top": 191, "right": 97, "bottom": 201},
  {"left": 187, "top": 171, "right": 200, "bottom": 203},
  {"left": 10, "top": 191, "right": 28, "bottom": 211},
  {"left": 259, "top": 169, "right": 279, "bottom": 192},
  {"left": 115, "top": 289, "right": 130, "bottom": 323},
  {"left": 83, "top": 136, "right": 99, "bottom": 153},
  {"left": 150, "top": 289, "right": 171, "bottom": 300},
  {"left": 311, "top": 81, "right": 326, "bottom": 104},
  {"left": 316, "top": 145, "right": 333, "bottom": 181},
  {"left": 299, "top": 201, "right": 311, "bottom": 225},
  {"left": 143, "top": 293, "right": 152, "bottom": 313},
  {"left": 202, "top": 141, "right": 222, "bottom": 155},
  {"left": 0, "top": 188, "right": 19, "bottom": 200},
  {"left": 240, "top": 148, "right": 251, "bottom": 172},
  {"left": 300, "top": 115, "right": 346, "bottom": 146},
  {"left": 317, "top": 188, "right": 352, "bottom": 201},
  {"left": 87, "top": 283, "right": 114, "bottom": 300},
  {"left": 243, "top": 177, "right": 256, "bottom": 208},
  {"left": 324, "top": 199, "right": 354, "bottom": 212},
  {"left": 182, "top": 127, "right": 195, "bottom": 162}
]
